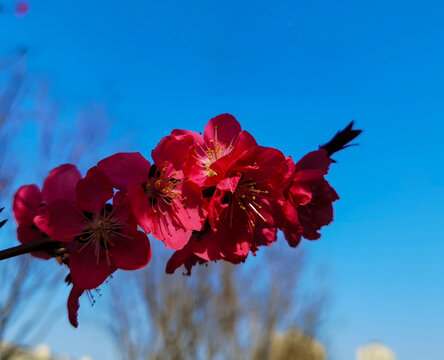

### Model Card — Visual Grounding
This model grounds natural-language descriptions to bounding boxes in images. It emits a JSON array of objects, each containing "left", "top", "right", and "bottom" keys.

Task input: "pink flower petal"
[
  {"left": 165, "top": 245, "right": 193, "bottom": 274},
  {"left": 180, "top": 180, "right": 208, "bottom": 229},
  {"left": 242, "top": 146, "right": 287, "bottom": 185},
  {"left": 34, "top": 200, "right": 86, "bottom": 242},
  {"left": 13, "top": 184, "right": 42, "bottom": 225},
  {"left": 281, "top": 156, "right": 296, "bottom": 190},
  {"left": 111, "top": 191, "right": 138, "bottom": 233},
  {"left": 216, "top": 175, "right": 241, "bottom": 192},
  {"left": 147, "top": 207, "right": 194, "bottom": 250},
  {"left": 204, "top": 131, "right": 258, "bottom": 187},
  {"left": 224, "top": 130, "right": 258, "bottom": 162},
  {"left": 203, "top": 113, "right": 242, "bottom": 147},
  {"left": 171, "top": 129, "right": 204, "bottom": 144},
  {"left": 283, "top": 225, "right": 303, "bottom": 247},
  {"left": 151, "top": 134, "right": 194, "bottom": 176},
  {"left": 67, "top": 285, "right": 84, "bottom": 328},
  {"left": 110, "top": 230, "right": 151, "bottom": 270},
  {"left": 292, "top": 169, "right": 326, "bottom": 183},
  {"left": 97, "top": 152, "right": 150, "bottom": 192},
  {"left": 127, "top": 184, "right": 154, "bottom": 234},
  {"left": 298, "top": 178, "right": 339, "bottom": 240},
  {"left": 69, "top": 243, "right": 113, "bottom": 290},
  {"left": 207, "top": 189, "right": 229, "bottom": 232},
  {"left": 76, "top": 167, "right": 114, "bottom": 213},
  {"left": 42, "top": 164, "right": 82, "bottom": 204},
  {"left": 280, "top": 202, "right": 303, "bottom": 247},
  {"left": 211, "top": 203, "right": 252, "bottom": 258},
  {"left": 190, "top": 231, "right": 224, "bottom": 261},
  {"left": 253, "top": 227, "right": 277, "bottom": 247},
  {"left": 128, "top": 183, "right": 201, "bottom": 250},
  {"left": 165, "top": 246, "right": 207, "bottom": 275},
  {"left": 287, "top": 183, "right": 313, "bottom": 207},
  {"left": 295, "top": 149, "right": 332, "bottom": 173}
]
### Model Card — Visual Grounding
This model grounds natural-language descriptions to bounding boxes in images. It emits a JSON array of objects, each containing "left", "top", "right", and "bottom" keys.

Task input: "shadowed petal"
[
  {"left": 166, "top": 244, "right": 208, "bottom": 275},
  {"left": 98, "top": 152, "right": 150, "bottom": 192},
  {"left": 76, "top": 167, "right": 114, "bottom": 213},
  {"left": 110, "top": 230, "right": 151, "bottom": 270},
  {"left": 191, "top": 231, "right": 224, "bottom": 261},
  {"left": 283, "top": 225, "right": 303, "bottom": 247},
  {"left": 69, "top": 243, "right": 112, "bottom": 290},
  {"left": 111, "top": 191, "right": 138, "bottom": 233},
  {"left": 281, "top": 201, "right": 303, "bottom": 247},
  {"left": 127, "top": 184, "right": 154, "bottom": 234},
  {"left": 287, "top": 183, "right": 313, "bottom": 207},
  {"left": 295, "top": 149, "right": 332, "bottom": 173},
  {"left": 42, "top": 164, "right": 81, "bottom": 204},
  {"left": 13, "top": 184, "right": 42, "bottom": 225},
  {"left": 218, "top": 227, "right": 251, "bottom": 258},
  {"left": 34, "top": 200, "right": 86, "bottom": 242},
  {"left": 165, "top": 245, "right": 193, "bottom": 274},
  {"left": 67, "top": 285, "right": 84, "bottom": 328},
  {"left": 298, "top": 178, "right": 339, "bottom": 240},
  {"left": 254, "top": 227, "right": 277, "bottom": 247}
]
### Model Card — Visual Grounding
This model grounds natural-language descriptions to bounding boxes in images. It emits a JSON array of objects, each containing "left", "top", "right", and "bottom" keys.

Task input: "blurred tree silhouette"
[
  {"left": 110, "top": 239, "right": 328, "bottom": 360},
  {"left": 0, "top": 49, "right": 113, "bottom": 358},
  {"left": 269, "top": 328, "right": 325, "bottom": 360}
]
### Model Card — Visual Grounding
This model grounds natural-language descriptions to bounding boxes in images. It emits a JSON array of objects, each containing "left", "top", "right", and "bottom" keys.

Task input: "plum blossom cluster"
[
  {"left": 13, "top": 165, "right": 151, "bottom": 327},
  {"left": 12, "top": 114, "right": 360, "bottom": 327}
]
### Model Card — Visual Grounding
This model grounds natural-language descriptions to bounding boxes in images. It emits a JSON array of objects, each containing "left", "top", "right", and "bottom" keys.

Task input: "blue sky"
[{"left": 1, "top": 0, "right": 444, "bottom": 359}]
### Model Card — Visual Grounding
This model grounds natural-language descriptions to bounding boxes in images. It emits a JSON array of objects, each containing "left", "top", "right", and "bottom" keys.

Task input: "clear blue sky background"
[{"left": 1, "top": 0, "right": 444, "bottom": 359}]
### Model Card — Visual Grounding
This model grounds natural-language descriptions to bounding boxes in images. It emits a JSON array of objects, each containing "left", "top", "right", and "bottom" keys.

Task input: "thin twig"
[{"left": 0, "top": 239, "right": 60, "bottom": 261}]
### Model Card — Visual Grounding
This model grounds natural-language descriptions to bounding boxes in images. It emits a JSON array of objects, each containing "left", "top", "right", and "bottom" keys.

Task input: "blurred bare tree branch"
[
  {"left": 0, "top": 48, "right": 114, "bottom": 358},
  {"left": 110, "top": 240, "right": 328, "bottom": 360}
]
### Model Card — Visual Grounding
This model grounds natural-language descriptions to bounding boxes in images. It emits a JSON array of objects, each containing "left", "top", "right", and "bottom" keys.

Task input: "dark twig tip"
[{"left": 319, "top": 121, "right": 362, "bottom": 156}]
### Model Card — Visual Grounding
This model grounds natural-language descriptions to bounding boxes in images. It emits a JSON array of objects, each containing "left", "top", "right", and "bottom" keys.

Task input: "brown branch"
[{"left": 0, "top": 239, "right": 60, "bottom": 261}]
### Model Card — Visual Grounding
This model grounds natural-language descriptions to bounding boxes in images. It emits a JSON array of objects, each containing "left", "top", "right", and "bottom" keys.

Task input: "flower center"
[
  {"left": 224, "top": 177, "right": 270, "bottom": 231},
  {"left": 85, "top": 212, "right": 118, "bottom": 248},
  {"left": 74, "top": 204, "right": 131, "bottom": 265},
  {"left": 143, "top": 164, "right": 181, "bottom": 212},
  {"left": 195, "top": 126, "right": 235, "bottom": 177}
]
